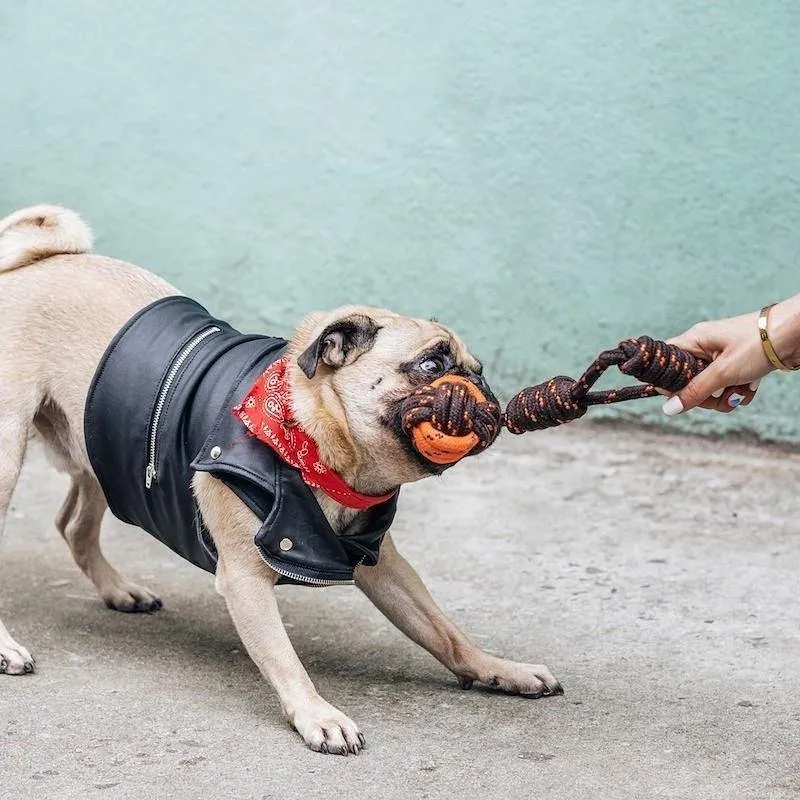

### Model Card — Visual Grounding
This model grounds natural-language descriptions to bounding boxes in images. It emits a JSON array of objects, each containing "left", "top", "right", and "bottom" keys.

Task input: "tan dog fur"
[{"left": 0, "top": 205, "right": 561, "bottom": 755}]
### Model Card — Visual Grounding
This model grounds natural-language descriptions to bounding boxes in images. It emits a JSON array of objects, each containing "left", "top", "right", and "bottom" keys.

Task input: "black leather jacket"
[{"left": 84, "top": 296, "right": 398, "bottom": 586}]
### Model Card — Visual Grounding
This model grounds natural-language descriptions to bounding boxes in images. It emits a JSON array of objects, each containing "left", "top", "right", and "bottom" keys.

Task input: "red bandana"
[{"left": 232, "top": 358, "right": 396, "bottom": 510}]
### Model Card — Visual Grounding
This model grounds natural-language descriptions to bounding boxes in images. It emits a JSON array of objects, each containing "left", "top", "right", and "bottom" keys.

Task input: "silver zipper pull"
[{"left": 145, "top": 463, "right": 155, "bottom": 489}]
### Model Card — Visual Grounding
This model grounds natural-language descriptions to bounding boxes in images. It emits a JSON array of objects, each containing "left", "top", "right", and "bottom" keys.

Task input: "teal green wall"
[{"left": 2, "top": 2, "right": 799, "bottom": 441}]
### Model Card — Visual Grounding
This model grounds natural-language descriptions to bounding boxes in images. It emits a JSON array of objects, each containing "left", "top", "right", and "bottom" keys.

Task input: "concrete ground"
[{"left": 1, "top": 423, "right": 798, "bottom": 800}]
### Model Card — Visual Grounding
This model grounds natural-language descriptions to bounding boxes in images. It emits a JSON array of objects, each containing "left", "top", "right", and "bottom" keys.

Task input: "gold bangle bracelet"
[{"left": 758, "top": 304, "right": 800, "bottom": 371}]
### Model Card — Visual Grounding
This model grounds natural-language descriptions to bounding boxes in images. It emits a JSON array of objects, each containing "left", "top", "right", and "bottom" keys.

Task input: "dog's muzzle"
[{"left": 399, "top": 372, "right": 502, "bottom": 465}]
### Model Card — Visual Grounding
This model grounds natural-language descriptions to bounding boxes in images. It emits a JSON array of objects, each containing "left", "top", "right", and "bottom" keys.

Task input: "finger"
[
  {"left": 699, "top": 385, "right": 756, "bottom": 413},
  {"left": 697, "top": 396, "right": 736, "bottom": 412},
  {"left": 664, "top": 330, "right": 700, "bottom": 350},
  {"left": 664, "top": 329, "right": 715, "bottom": 361},
  {"left": 662, "top": 358, "right": 731, "bottom": 415}
]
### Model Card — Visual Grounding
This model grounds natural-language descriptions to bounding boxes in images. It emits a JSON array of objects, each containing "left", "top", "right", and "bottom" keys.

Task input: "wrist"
[{"left": 769, "top": 297, "right": 800, "bottom": 369}]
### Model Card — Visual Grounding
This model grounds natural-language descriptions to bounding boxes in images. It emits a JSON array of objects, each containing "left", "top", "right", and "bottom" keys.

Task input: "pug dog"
[{"left": 0, "top": 205, "right": 562, "bottom": 755}]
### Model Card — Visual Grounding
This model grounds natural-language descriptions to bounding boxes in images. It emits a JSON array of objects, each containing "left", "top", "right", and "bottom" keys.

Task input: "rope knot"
[
  {"left": 617, "top": 336, "right": 706, "bottom": 392},
  {"left": 502, "top": 376, "right": 587, "bottom": 434},
  {"left": 400, "top": 376, "right": 501, "bottom": 464}
]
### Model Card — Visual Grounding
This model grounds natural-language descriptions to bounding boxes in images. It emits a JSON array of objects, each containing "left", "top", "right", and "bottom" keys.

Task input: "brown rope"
[
  {"left": 396, "top": 337, "right": 707, "bottom": 452},
  {"left": 400, "top": 380, "right": 502, "bottom": 454},
  {"left": 503, "top": 336, "right": 709, "bottom": 434}
]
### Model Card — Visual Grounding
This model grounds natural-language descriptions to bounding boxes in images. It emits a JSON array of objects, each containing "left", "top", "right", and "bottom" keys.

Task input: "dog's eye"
[{"left": 419, "top": 357, "right": 444, "bottom": 375}]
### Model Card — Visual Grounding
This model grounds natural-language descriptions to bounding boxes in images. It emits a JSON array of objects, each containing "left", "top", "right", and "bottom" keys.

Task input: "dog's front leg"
[
  {"left": 355, "top": 533, "right": 563, "bottom": 698},
  {"left": 215, "top": 555, "right": 364, "bottom": 754},
  {"left": 195, "top": 476, "right": 364, "bottom": 755}
]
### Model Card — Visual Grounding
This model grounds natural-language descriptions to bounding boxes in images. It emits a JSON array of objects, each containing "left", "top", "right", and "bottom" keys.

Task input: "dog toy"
[
  {"left": 502, "top": 336, "right": 709, "bottom": 434},
  {"left": 399, "top": 337, "right": 708, "bottom": 463},
  {"left": 400, "top": 375, "right": 501, "bottom": 464}
]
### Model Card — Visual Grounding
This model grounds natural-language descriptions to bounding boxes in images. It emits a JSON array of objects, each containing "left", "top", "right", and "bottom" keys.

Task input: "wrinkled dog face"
[{"left": 288, "top": 305, "right": 493, "bottom": 488}]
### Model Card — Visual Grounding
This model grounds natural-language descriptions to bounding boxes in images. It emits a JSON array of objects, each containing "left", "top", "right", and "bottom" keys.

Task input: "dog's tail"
[{"left": 0, "top": 205, "right": 93, "bottom": 273}]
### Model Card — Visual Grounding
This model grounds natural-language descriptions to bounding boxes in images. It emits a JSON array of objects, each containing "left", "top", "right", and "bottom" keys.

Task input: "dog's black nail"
[
  {"left": 357, "top": 733, "right": 366, "bottom": 749},
  {"left": 522, "top": 690, "right": 544, "bottom": 699},
  {"left": 0, "top": 659, "right": 7, "bottom": 674},
  {"left": 319, "top": 742, "right": 329, "bottom": 754},
  {"left": 23, "top": 661, "right": 35, "bottom": 674},
  {"left": 458, "top": 677, "right": 474, "bottom": 690}
]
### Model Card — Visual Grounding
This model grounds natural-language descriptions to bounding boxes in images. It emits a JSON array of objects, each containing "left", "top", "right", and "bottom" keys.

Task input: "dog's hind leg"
[
  {"left": 55, "top": 474, "right": 162, "bottom": 613},
  {"left": 0, "top": 402, "right": 36, "bottom": 674}
]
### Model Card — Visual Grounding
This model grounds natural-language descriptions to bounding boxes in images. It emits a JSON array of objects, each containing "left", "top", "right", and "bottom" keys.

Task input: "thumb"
[{"left": 662, "top": 358, "right": 728, "bottom": 416}]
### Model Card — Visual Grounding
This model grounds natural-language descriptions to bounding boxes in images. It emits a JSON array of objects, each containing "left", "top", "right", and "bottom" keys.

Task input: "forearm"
[{"left": 768, "top": 293, "right": 800, "bottom": 369}]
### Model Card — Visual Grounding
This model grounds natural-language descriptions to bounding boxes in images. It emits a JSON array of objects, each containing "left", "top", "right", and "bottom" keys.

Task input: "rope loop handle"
[{"left": 503, "top": 336, "right": 709, "bottom": 434}]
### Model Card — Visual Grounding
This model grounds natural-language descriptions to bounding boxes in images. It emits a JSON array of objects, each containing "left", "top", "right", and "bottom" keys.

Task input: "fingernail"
[
  {"left": 749, "top": 380, "right": 761, "bottom": 391},
  {"left": 662, "top": 396, "right": 684, "bottom": 416},
  {"left": 727, "top": 392, "right": 745, "bottom": 408},
  {"left": 711, "top": 388, "right": 724, "bottom": 398}
]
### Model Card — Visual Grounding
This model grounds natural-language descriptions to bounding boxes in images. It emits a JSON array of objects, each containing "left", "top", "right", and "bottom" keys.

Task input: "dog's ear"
[{"left": 297, "top": 313, "right": 380, "bottom": 379}]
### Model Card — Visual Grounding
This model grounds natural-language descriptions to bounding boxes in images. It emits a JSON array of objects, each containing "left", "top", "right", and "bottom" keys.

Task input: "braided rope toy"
[
  {"left": 399, "top": 337, "right": 708, "bottom": 464},
  {"left": 503, "top": 336, "right": 708, "bottom": 434},
  {"left": 400, "top": 375, "right": 501, "bottom": 464}
]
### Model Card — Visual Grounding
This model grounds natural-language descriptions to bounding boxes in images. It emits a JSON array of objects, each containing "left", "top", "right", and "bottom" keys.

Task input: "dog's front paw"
[
  {"left": 102, "top": 580, "right": 162, "bottom": 613},
  {"left": 457, "top": 656, "right": 563, "bottom": 698},
  {"left": 0, "top": 639, "right": 36, "bottom": 676},
  {"left": 291, "top": 700, "right": 365, "bottom": 756}
]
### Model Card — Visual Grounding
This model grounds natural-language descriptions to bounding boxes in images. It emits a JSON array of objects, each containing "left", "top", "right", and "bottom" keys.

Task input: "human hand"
[{"left": 660, "top": 294, "right": 800, "bottom": 416}]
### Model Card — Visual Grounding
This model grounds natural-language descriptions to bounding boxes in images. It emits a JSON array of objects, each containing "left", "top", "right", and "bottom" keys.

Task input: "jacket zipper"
[
  {"left": 145, "top": 325, "right": 221, "bottom": 489},
  {"left": 258, "top": 551, "right": 357, "bottom": 586}
]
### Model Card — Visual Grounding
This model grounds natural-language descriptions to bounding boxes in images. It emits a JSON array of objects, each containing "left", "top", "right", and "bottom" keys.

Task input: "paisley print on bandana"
[{"left": 233, "top": 358, "right": 396, "bottom": 510}]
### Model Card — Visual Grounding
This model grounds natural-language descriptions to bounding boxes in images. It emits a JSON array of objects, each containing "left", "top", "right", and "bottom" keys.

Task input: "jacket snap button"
[
  {"left": 279, "top": 538, "right": 293, "bottom": 551},
  {"left": 210, "top": 446, "right": 222, "bottom": 459}
]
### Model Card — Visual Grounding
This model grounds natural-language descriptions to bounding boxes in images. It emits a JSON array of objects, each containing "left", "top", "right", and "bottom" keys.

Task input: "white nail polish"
[
  {"left": 749, "top": 380, "right": 761, "bottom": 391},
  {"left": 711, "top": 388, "right": 724, "bottom": 398},
  {"left": 662, "top": 396, "right": 684, "bottom": 416}
]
